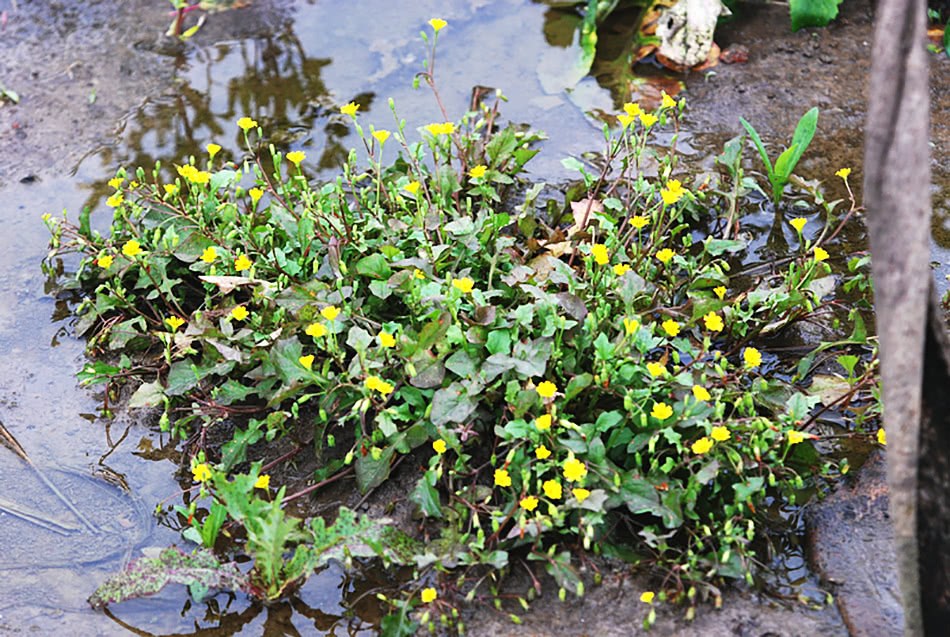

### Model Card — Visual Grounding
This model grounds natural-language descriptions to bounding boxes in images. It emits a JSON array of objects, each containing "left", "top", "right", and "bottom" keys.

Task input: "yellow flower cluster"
[
  {"left": 365, "top": 375, "right": 394, "bottom": 395},
  {"left": 177, "top": 164, "right": 210, "bottom": 185},
  {"left": 424, "top": 122, "right": 455, "bottom": 136},
  {"left": 660, "top": 179, "right": 686, "bottom": 205}
]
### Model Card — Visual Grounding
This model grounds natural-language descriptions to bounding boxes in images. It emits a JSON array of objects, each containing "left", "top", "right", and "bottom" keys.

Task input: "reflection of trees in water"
[
  {"left": 83, "top": 26, "right": 376, "bottom": 214},
  {"left": 102, "top": 561, "right": 393, "bottom": 636}
]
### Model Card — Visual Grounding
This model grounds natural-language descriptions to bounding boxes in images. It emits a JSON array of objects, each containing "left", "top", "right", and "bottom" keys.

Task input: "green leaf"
[
  {"left": 219, "top": 419, "right": 265, "bottom": 472},
  {"left": 355, "top": 447, "right": 394, "bottom": 494},
  {"left": 772, "top": 144, "right": 799, "bottom": 183},
  {"left": 789, "top": 0, "right": 842, "bottom": 31},
  {"left": 564, "top": 373, "right": 592, "bottom": 402},
  {"left": 787, "top": 107, "right": 819, "bottom": 174},
  {"left": 354, "top": 253, "right": 392, "bottom": 279},
  {"left": 732, "top": 476, "right": 765, "bottom": 503},
  {"left": 703, "top": 238, "right": 746, "bottom": 257},
  {"left": 128, "top": 381, "right": 165, "bottom": 409},
  {"left": 739, "top": 117, "right": 773, "bottom": 176},
  {"left": 430, "top": 382, "right": 476, "bottom": 426},
  {"left": 409, "top": 470, "right": 443, "bottom": 518}
]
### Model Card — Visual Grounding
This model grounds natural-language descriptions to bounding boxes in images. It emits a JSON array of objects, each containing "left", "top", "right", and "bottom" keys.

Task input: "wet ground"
[{"left": 0, "top": 0, "right": 947, "bottom": 634}]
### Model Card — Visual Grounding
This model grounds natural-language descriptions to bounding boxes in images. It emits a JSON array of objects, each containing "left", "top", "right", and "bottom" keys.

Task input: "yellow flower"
[
  {"left": 656, "top": 248, "right": 675, "bottom": 264},
  {"left": 629, "top": 215, "right": 649, "bottom": 230},
  {"left": 122, "top": 239, "right": 143, "bottom": 257},
  {"left": 190, "top": 170, "right": 211, "bottom": 185},
  {"left": 691, "top": 437, "right": 714, "bottom": 454},
  {"left": 640, "top": 591, "right": 655, "bottom": 604},
  {"left": 713, "top": 286, "right": 726, "bottom": 300},
  {"left": 877, "top": 428, "right": 887, "bottom": 446},
  {"left": 535, "top": 445, "right": 552, "bottom": 460},
  {"left": 623, "top": 102, "right": 642, "bottom": 117},
  {"left": 452, "top": 277, "right": 475, "bottom": 294},
  {"left": 200, "top": 246, "right": 217, "bottom": 263},
  {"left": 340, "top": 102, "right": 359, "bottom": 117},
  {"left": 813, "top": 246, "right": 829, "bottom": 262},
  {"left": 542, "top": 480, "right": 562, "bottom": 500},
  {"left": 413, "top": 268, "right": 426, "bottom": 279},
  {"left": 662, "top": 318, "right": 680, "bottom": 337},
  {"left": 254, "top": 474, "right": 271, "bottom": 489},
  {"left": 623, "top": 318, "right": 639, "bottom": 335},
  {"left": 425, "top": 122, "right": 455, "bottom": 136},
  {"left": 835, "top": 167, "right": 851, "bottom": 180},
  {"left": 743, "top": 347, "right": 762, "bottom": 370},
  {"left": 572, "top": 487, "right": 591, "bottom": 503},
  {"left": 192, "top": 463, "right": 212, "bottom": 483},
  {"left": 787, "top": 430, "right": 806, "bottom": 445},
  {"left": 520, "top": 495, "right": 539, "bottom": 511},
  {"left": 639, "top": 112, "right": 658, "bottom": 128},
  {"left": 404, "top": 181, "right": 421, "bottom": 195},
  {"left": 703, "top": 311, "right": 724, "bottom": 332},
  {"left": 421, "top": 587, "right": 438, "bottom": 603},
  {"left": 469, "top": 164, "right": 487, "bottom": 179},
  {"left": 494, "top": 468, "right": 512, "bottom": 487},
  {"left": 372, "top": 129, "right": 391, "bottom": 145},
  {"left": 164, "top": 183, "right": 179, "bottom": 196},
  {"left": 305, "top": 322, "right": 327, "bottom": 338},
  {"left": 97, "top": 254, "right": 114, "bottom": 269},
  {"left": 234, "top": 254, "right": 252, "bottom": 271},
  {"left": 790, "top": 217, "right": 807, "bottom": 233},
  {"left": 711, "top": 426, "right": 731, "bottom": 442},
  {"left": 618, "top": 113, "right": 635, "bottom": 128},
  {"left": 378, "top": 331, "right": 396, "bottom": 348},
  {"left": 646, "top": 362, "right": 666, "bottom": 377},
  {"left": 429, "top": 18, "right": 447, "bottom": 31},
  {"left": 433, "top": 439, "right": 447, "bottom": 454},
  {"left": 563, "top": 457, "right": 588, "bottom": 482},
  {"left": 661, "top": 91, "right": 677, "bottom": 109},
  {"left": 237, "top": 116, "right": 258, "bottom": 132},
  {"left": 165, "top": 316, "right": 185, "bottom": 332},
  {"left": 286, "top": 150, "right": 306, "bottom": 166},
  {"left": 660, "top": 179, "right": 686, "bottom": 205},
  {"left": 651, "top": 402, "right": 673, "bottom": 420},
  {"left": 591, "top": 243, "right": 609, "bottom": 265},
  {"left": 536, "top": 381, "right": 558, "bottom": 399},
  {"left": 365, "top": 376, "right": 394, "bottom": 395},
  {"left": 106, "top": 193, "right": 124, "bottom": 208},
  {"left": 108, "top": 176, "right": 124, "bottom": 189},
  {"left": 321, "top": 306, "right": 340, "bottom": 321},
  {"left": 230, "top": 306, "right": 249, "bottom": 321},
  {"left": 249, "top": 187, "right": 264, "bottom": 204},
  {"left": 299, "top": 355, "right": 315, "bottom": 370},
  {"left": 692, "top": 385, "right": 711, "bottom": 402},
  {"left": 613, "top": 263, "right": 631, "bottom": 276},
  {"left": 535, "top": 414, "right": 553, "bottom": 431},
  {"left": 206, "top": 143, "right": 221, "bottom": 159}
]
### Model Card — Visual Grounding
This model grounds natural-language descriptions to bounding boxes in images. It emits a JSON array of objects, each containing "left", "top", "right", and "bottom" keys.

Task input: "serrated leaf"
[{"left": 88, "top": 547, "right": 248, "bottom": 609}]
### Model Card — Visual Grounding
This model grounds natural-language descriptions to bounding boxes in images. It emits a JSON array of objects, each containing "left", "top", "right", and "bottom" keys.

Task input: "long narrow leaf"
[
  {"left": 739, "top": 117, "right": 773, "bottom": 176},
  {"left": 786, "top": 107, "right": 819, "bottom": 176},
  {"left": 773, "top": 144, "right": 800, "bottom": 183}
]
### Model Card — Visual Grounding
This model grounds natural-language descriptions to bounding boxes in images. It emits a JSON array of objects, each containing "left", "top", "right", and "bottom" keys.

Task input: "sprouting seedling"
[{"left": 740, "top": 107, "right": 819, "bottom": 206}]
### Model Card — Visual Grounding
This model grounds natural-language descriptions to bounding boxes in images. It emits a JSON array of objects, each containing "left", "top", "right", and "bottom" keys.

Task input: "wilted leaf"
[{"left": 88, "top": 547, "right": 248, "bottom": 608}]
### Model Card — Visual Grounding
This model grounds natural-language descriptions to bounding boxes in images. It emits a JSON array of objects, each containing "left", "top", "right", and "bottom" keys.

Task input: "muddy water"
[{"left": 1, "top": 0, "right": 945, "bottom": 634}]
